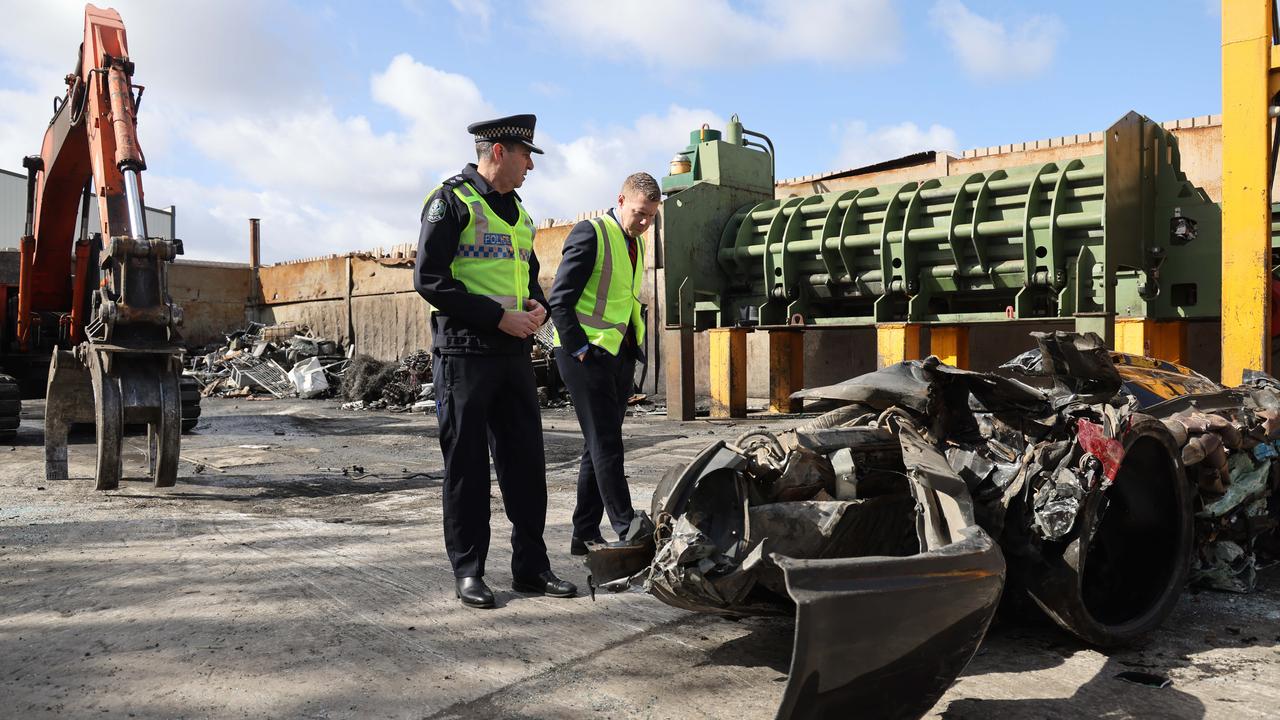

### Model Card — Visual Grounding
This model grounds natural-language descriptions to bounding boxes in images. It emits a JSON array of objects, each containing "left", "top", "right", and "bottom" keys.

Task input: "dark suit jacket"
[{"left": 548, "top": 209, "right": 643, "bottom": 361}]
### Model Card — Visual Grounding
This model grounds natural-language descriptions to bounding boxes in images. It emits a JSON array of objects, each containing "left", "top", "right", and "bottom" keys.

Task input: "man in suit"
[{"left": 549, "top": 172, "right": 660, "bottom": 556}]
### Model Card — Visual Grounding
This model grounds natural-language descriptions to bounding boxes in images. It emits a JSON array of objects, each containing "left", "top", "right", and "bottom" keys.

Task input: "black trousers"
[
  {"left": 434, "top": 352, "right": 550, "bottom": 579},
  {"left": 555, "top": 344, "right": 637, "bottom": 539}
]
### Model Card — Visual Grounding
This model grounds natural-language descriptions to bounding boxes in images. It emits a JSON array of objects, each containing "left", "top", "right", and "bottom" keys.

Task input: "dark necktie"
[{"left": 624, "top": 234, "right": 638, "bottom": 350}]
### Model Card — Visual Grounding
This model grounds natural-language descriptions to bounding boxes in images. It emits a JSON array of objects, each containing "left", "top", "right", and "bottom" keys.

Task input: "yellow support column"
[
  {"left": 1114, "top": 318, "right": 1188, "bottom": 364},
  {"left": 709, "top": 327, "right": 748, "bottom": 418},
  {"left": 767, "top": 328, "right": 804, "bottom": 414},
  {"left": 1221, "top": 0, "right": 1274, "bottom": 384},
  {"left": 663, "top": 327, "right": 696, "bottom": 421},
  {"left": 930, "top": 325, "right": 970, "bottom": 368},
  {"left": 876, "top": 323, "right": 921, "bottom": 368},
  {"left": 1152, "top": 322, "right": 1189, "bottom": 365}
]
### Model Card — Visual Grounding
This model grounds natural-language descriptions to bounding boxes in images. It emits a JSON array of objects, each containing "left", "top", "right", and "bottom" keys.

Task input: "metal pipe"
[
  {"left": 744, "top": 139, "right": 771, "bottom": 174},
  {"left": 896, "top": 167, "right": 1104, "bottom": 204},
  {"left": 17, "top": 236, "right": 33, "bottom": 352},
  {"left": 742, "top": 128, "right": 776, "bottom": 182},
  {"left": 78, "top": 180, "right": 92, "bottom": 243},
  {"left": 918, "top": 259, "right": 1028, "bottom": 279},
  {"left": 249, "top": 218, "right": 262, "bottom": 268},
  {"left": 726, "top": 206, "right": 1104, "bottom": 262},
  {"left": 122, "top": 168, "right": 147, "bottom": 239},
  {"left": 107, "top": 64, "right": 145, "bottom": 171},
  {"left": 800, "top": 257, "right": 1028, "bottom": 291},
  {"left": 21, "top": 156, "right": 40, "bottom": 237}
]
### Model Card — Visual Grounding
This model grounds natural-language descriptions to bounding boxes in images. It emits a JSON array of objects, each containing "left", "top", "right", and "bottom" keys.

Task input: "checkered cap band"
[{"left": 475, "top": 126, "right": 533, "bottom": 140}]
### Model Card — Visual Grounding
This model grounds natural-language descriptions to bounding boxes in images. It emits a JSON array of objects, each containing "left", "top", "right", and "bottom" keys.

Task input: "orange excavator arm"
[
  {"left": 21, "top": 4, "right": 187, "bottom": 491},
  {"left": 19, "top": 3, "right": 152, "bottom": 349}
]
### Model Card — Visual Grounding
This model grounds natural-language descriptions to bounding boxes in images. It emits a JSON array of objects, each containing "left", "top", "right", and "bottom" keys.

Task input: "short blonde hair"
[{"left": 621, "top": 172, "right": 660, "bottom": 201}]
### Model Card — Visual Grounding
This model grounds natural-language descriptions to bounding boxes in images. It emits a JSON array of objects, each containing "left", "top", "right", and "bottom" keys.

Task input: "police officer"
[
  {"left": 549, "top": 172, "right": 660, "bottom": 555},
  {"left": 414, "top": 114, "right": 576, "bottom": 609}
]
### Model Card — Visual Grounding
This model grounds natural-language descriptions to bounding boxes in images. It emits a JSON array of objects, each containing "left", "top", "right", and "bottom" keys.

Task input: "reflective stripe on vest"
[
  {"left": 557, "top": 213, "right": 646, "bottom": 355},
  {"left": 425, "top": 181, "right": 535, "bottom": 311}
]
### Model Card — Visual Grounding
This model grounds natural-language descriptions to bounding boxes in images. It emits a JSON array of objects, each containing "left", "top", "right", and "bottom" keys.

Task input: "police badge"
[{"left": 426, "top": 197, "right": 446, "bottom": 223}]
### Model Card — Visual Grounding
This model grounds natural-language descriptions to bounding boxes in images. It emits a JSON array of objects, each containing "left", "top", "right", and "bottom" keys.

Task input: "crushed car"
[{"left": 587, "top": 331, "right": 1280, "bottom": 720}]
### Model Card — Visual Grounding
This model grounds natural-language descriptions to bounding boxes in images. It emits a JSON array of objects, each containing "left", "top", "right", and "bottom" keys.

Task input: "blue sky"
[{"left": 0, "top": 1, "right": 1224, "bottom": 263}]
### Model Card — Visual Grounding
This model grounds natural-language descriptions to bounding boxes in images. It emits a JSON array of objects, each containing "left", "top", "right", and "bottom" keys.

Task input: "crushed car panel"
[{"left": 590, "top": 331, "right": 1280, "bottom": 720}]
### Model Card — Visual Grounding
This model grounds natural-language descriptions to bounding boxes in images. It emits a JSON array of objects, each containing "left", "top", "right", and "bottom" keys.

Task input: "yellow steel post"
[
  {"left": 876, "top": 323, "right": 921, "bottom": 368},
  {"left": 1114, "top": 318, "right": 1145, "bottom": 358},
  {"left": 1221, "top": 0, "right": 1275, "bottom": 384},
  {"left": 1115, "top": 318, "right": 1188, "bottom": 363},
  {"left": 1152, "top": 321, "right": 1189, "bottom": 364},
  {"left": 930, "top": 325, "right": 970, "bottom": 368},
  {"left": 766, "top": 328, "right": 804, "bottom": 414},
  {"left": 709, "top": 327, "right": 748, "bottom": 418}
]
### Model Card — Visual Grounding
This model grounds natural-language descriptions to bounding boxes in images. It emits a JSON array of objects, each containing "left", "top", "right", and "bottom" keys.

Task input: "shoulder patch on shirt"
[{"left": 426, "top": 197, "right": 447, "bottom": 223}]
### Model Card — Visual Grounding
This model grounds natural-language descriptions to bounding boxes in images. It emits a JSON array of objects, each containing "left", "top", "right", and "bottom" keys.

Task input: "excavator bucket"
[{"left": 45, "top": 347, "right": 182, "bottom": 490}]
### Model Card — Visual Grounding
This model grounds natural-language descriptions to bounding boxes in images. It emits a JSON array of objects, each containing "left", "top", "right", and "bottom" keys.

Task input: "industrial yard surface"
[{"left": 0, "top": 398, "right": 1276, "bottom": 719}]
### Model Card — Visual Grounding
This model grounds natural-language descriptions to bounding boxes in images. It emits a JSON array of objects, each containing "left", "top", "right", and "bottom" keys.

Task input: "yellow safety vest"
[
  {"left": 556, "top": 213, "right": 646, "bottom": 355},
  {"left": 427, "top": 181, "right": 536, "bottom": 311}
]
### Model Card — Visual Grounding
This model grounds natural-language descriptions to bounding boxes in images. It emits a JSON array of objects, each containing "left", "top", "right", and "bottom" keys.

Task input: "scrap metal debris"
[
  {"left": 187, "top": 322, "right": 348, "bottom": 399},
  {"left": 339, "top": 351, "right": 432, "bottom": 412},
  {"left": 227, "top": 355, "right": 295, "bottom": 399},
  {"left": 337, "top": 329, "right": 571, "bottom": 413},
  {"left": 185, "top": 321, "right": 612, "bottom": 412},
  {"left": 588, "top": 331, "right": 1280, "bottom": 720}
]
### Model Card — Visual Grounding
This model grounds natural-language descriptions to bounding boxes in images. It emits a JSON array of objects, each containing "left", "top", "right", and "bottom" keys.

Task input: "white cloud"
[
  {"left": 930, "top": 0, "right": 1063, "bottom": 80},
  {"left": 370, "top": 54, "right": 493, "bottom": 160},
  {"left": 0, "top": 88, "right": 55, "bottom": 174},
  {"left": 155, "top": 94, "right": 714, "bottom": 263},
  {"left": 524, "top": 106, "right": 724, "bottom": 222},
  {"left": 148, "top": 174, "right": 413, "bottom": 264},
  {"left": 530, "top": 81, "right": 565, "bottom": 98},
  {"left": 447, "top": 0, "right": 492, "bottom": 30},
  {"left": 0, "top": 2, "right": 723, "bottom": 265},
  {"left": 165, "top": 53, "right": 499, "bottom": 262},
  {"left": 0, "top": 1, "right": 320, "bottom": 114},
  {"left": 835, "top": 120, "right": 959, "bottom": 171},
  {"left": 529, "top": 0, "right": 900, "bottom": 67}
]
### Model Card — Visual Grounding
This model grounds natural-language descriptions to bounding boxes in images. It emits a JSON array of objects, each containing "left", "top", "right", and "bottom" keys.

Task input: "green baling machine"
[{"left": 661, "top": 111, "right": 1228, "bottom": 342}]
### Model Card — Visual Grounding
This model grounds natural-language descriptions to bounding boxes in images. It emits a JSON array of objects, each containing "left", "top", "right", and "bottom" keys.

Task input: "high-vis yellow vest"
[
  {"left": 558, "top": 213, "right": 646, "bottom": 355},
  {"left": 428, "top": 181, "right": 536, "bottom": 311}
]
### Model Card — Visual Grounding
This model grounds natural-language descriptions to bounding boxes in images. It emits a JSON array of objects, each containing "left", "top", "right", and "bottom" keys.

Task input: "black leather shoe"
[
  {"left": 455, "top": 576, "right": 495, "bottom": 609},
  {"left": 570, "top": 536, "right": 604, "bottom": 557},
  {"left": 512, "top": 570, "right": 577, "bottom": 598}
]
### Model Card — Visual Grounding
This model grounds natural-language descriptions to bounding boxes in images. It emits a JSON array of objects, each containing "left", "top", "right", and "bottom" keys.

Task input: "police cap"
[{"left": 467, "top": 113, "right": 544, "bottom": 155}]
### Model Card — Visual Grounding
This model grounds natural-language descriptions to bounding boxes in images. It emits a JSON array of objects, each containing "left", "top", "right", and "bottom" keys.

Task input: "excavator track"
[
  {"left": 181, "top": 374, "right": 201, "bottom": 433},
  {"left": 0, "top": 373, "right": 20, "bottom": 443}
]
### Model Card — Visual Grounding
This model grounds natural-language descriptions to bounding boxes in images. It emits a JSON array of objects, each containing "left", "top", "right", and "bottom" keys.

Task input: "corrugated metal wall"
[{"left": 0, "top": 167, "right": 175, "bottom": 247}]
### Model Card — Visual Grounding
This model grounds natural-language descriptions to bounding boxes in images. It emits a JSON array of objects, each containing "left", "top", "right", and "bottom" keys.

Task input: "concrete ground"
[{"left": 1, "top": 397, "right": 1278, "bottom": 719}]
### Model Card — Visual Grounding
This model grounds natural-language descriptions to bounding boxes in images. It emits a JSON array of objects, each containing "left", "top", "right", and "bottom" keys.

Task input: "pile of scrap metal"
[
  {"left": 587, "top": 331, "right": 1280, "bottom": 720},
  {"left": 334, "top": 328, "right": 568, "bottom": 413},
  {"left": 339, "top": 350, "right": 433, "bottom": 412},
  {"left": 186, "top": 322, "right": 347, "bottom": 399}
]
